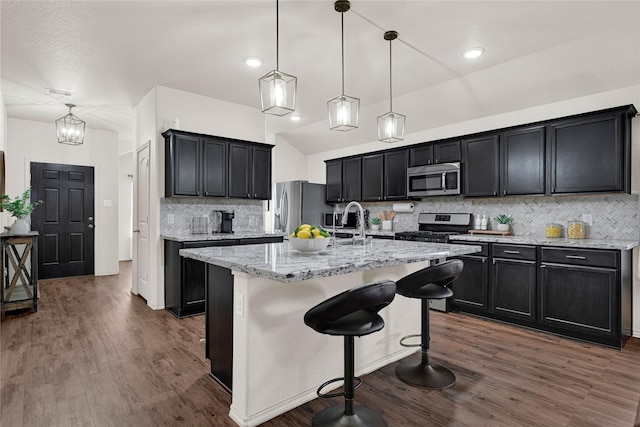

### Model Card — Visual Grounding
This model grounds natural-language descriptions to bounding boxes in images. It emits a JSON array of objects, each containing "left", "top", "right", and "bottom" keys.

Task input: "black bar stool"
[
  {"left": 304, "top": 280, "right": 396, "bottom": 427},
  {"left": 395, "top": 260, "right": 463, "bottom": 389}
]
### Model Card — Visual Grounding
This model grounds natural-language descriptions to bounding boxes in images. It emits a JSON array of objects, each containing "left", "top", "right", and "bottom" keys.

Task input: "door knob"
[
  {"left": 88, "top": 224, "right": 94, "bottom": 229},
  {"left": 133, "top": 229, "right": 140, "bottom": 233},
  {"left": 88, "top": 217, "right": 94, "bottom": 221}
]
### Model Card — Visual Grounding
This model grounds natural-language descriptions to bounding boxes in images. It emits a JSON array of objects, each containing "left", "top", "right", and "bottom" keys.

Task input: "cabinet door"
[
  {"left": 202, "top": 138, "right": 227, "bottom": 197},
  {"left": 362, "top": 154, "right": 384, "bottom": 201},
  {"left": 342, "top": 157, "right": 362, "bottom": 202},
  {"left": 182, "top": 257, "right": 206, "bottom": 308},
  {"left": 462, "top": 134, "right": 500, "bottom": 197},
  {"left": 384, "top": 150, "right": 408, "bottom": 200},
  {"left": 492, "top": 258, "right": 537, "bottom": 322},
  {"left": 451, "top": 255, "right": 489, "bottom": 311},
  {"left": 228, "top": 143, "right": 251, "bottom": 198},
  {"left": 409, "top": 145, "right": 433, "bottom": 166},
  {"left": 207, "top": 264, "right": 234, "bottom": 391},
  {"left": 326, "top": 160, "right": 343, "bottom": 203},
  {"left": 172, "top": 134, "right": 201, "bottom": 196},
  {"left": 434, "top": 141, "right": 461, "bottom": 163},
  {"left": 548, "top": 112, "right": 624, "bottom": 194},
  {"left": 539, "top": 263, "right": 618, "bottom": 338},
  {"left": 501, "top": 126, "right": 545, "bottom": 196},
  {"left": 251, "top": 145, "right": 272, "bottom": 199}
]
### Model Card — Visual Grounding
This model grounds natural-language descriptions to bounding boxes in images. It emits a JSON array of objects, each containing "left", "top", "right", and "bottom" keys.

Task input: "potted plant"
[
  {"left": 0, "top": 188, "right": 43, "bottom": 235},
  {"left": 370, "top": 216, "right": 381, "bottom": 231},
  {"left": 493, "top": 214, "right": 512, "bottom": 232}
]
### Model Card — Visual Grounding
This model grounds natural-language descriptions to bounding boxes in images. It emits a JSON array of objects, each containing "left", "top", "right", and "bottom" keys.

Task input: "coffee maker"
[{"left": 213, "top": 210, "right": 234, "bottom": 233}]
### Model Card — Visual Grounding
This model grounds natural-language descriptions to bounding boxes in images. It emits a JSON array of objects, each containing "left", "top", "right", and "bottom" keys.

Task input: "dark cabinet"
[
  {"left": 206, "top": 264, "right": 234, "bottom": 392},
  {"left": 164, "top": 236, "right": 283, "bottom": 318},
  {"left": 325, "top": 157, "right": 362, "bottom": 203},
  {"left": 164, "top": 129, "right": 273, "bottom": 200},
  {"left": 548, "top": 107, "right": 634, "bottom": 194},
  {"left": 539, "top": 247, "right": 620, "bottom": 340},
  {"left": 500, "top": 125, "right": 545, "bottom": 196},
  {"left": 451, "top": 242, "right": 489, "bottom": 312},
  {"left": 228, "top": 142, "right": 272, "bottom": 200},
  {"left": 491, "top": 244, "right": 537, "bottom": 322},
  {"left": 361, "top": 150, "right": 408, "bottom": 201},
  {"left": 409, "top": 140, "right": 460, "bottom": 166},
  {"left": 462, "top": 133, "right": 500, "bottom": 197}
]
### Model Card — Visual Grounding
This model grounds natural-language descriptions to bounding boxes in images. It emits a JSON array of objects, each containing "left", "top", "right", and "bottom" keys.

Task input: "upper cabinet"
[
  {"left": 500, "top": 125, "right": 546, "bottom": 196},
  {"left": 163, "top": 129, "right": 272, "bottom": 200},
  {"left": 462, "top": 133, "right": 500, "bottom": 197},
  {"left": 548, "top": 106, "right": 635, "bottom": 194},
  {"left": 326, "top": 157, "right": 362, "bottom": 203},
  {"left": 409, "top": 140, "right": 460, "bottom": 167},
  {"left": 361, "top": 150, "right": 408, "bottom": 202}
]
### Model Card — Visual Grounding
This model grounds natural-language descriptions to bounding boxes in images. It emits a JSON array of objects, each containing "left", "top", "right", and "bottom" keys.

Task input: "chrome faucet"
[{"left": 342, "top": 201, "right": 366, "bottom": 243}]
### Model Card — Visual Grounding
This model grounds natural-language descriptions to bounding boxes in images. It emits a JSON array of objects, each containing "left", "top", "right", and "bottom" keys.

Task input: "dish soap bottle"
[
  {"left": 474, "top": 212, "right": 481, "bottom": 230},
  {"left": 481, "top": 213, "right": 488, "bottom": 230}
]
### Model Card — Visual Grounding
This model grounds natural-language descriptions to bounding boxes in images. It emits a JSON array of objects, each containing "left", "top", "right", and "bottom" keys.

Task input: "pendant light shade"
[
  {"left": 56, "top": 103, "right": 85, "bottom": 145},
  {"left": 260, "top": 0, "right": 297, "bottom": 116},
  {"left": 328, "top": 0, "right": 359, "bottom": 131},
  {"left": 377, "top": 30, "right": 405, "bottom": 143}
]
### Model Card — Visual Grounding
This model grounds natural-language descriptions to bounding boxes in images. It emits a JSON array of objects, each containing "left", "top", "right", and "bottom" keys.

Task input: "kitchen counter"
[
  {"left": 180, "top": 240, "right": 480, "bottom": 283},
  {"left": 180, "top": 240, "right": 480, "bottom": 427},
  {"left": 449, "top": 234, "right": 639, "bottom": 250},
  {"left": 161, "top": 231, "right": 285, "bottom": 242}
]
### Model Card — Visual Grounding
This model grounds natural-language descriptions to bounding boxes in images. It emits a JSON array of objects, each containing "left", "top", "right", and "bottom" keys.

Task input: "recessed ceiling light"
[
  {"left": 290, "top": 115, "right": 302, "bottom": 122},
  {"left": 463, "top": 47, "right": 484, "bottom": 59},
  {"left": 45, "top": 87, "right": 73, "bottom": 97},
  {"left": 244, "top": 57, "right": 263, "bottom": 67}
]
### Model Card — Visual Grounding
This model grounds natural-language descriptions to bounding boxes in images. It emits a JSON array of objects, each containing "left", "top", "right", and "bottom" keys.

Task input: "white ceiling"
[{"left": 2, "top": 1, "right": 639, "bottom": 155}]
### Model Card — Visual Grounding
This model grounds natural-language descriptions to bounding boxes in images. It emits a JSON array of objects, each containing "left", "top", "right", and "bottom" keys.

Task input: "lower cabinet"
[
  {"left": 206, "top": 264, "right": 234, "bottom": 392},
  {"left": 164, "top": 236, "right": 283, "bottom": 318},
  {"left": 450, "top": 242, "right": 631, "bottom": 348}
]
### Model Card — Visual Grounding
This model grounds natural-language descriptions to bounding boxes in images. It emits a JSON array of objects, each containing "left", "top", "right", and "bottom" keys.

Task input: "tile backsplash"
[
  {"left": 354, "top": 193, "right": 639, "bottom": 240},
  {"left": 161, "top": 198, "right": 264, "bottom": 234}
]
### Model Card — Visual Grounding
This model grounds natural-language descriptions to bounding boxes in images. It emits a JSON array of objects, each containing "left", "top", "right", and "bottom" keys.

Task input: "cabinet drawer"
[
  {"left": 541, "top": 247, "right": 618, "bottom": 268},
  {"left": 453, "top": 241, "right": 489, "bottom": 257},
  {"left": 492, "top": 244, "right": 536, "bottom": 261}
]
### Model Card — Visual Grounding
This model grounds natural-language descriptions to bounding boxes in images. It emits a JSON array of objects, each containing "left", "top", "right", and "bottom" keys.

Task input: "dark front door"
[{"left": 30, "top": 162, "right": 95, "bottom": 279}]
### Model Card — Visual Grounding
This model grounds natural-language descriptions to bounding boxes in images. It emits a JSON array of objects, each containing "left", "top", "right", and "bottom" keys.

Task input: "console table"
[{"left": 1, "top": 231, "right": 38, "bottom": 319}]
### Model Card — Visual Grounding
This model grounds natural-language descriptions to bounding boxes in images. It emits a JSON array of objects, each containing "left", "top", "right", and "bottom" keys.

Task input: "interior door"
[
  {"left": 136, "top": 144, "right": 150, "bottom": 300},
  {"left": 30, "top": 162, "right": 95, "bottom": 279}
]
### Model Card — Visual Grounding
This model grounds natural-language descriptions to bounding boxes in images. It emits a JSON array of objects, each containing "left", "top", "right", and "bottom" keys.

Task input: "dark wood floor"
[{"left": 2, "top": 261, "right": 640, "bottom": 426}]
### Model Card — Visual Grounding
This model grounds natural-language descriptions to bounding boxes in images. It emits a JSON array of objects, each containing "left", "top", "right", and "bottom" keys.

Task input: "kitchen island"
[{"left": 180, "top": 239, "right": 480, "bottom": 427}]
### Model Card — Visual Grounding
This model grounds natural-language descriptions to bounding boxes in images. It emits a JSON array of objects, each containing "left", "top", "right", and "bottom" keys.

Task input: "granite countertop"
[
  {"left": 329, "top": 228, "right": 396, "bottom": 238},
  {"left": 448, "top": 234, "right": 639, "bottom": 250},
  {"left": 161, "top": 231, "right": 286, "bottom": 242},
  {"left": 180, "top": 240, "right": 481, "bottom": 283}
]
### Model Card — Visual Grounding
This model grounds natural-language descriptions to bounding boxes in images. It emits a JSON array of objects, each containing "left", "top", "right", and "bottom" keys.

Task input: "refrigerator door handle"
[{"left": 280, "top": 187, "right": 288, "bottom": 231}]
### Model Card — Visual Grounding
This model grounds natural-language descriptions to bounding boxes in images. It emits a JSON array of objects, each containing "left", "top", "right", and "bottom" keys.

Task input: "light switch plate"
[
  {"left": 168, "top": 214, "right": 174, "bottom": 224},
  {"left": 235, "top": 292, "right": 244, "bottom": 317},
  {"left": 582, "top": 213, "right": 593, "bottom": 226}
]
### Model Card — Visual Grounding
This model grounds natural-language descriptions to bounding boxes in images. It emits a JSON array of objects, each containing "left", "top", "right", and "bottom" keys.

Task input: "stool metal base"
[
  {"left": 312, "top": 404, "right": 387, "bottom": 427},
  {"left": 395, "top": 360, "right": 456, "bottom": 389}
]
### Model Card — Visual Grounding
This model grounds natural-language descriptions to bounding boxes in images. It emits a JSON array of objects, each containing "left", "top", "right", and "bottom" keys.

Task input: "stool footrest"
[
  {"left": 316, "top": 376, "right": 363, "bottom": 399},
  {"left": 399, "top": 333, "right": 422, "bottom": 348}
]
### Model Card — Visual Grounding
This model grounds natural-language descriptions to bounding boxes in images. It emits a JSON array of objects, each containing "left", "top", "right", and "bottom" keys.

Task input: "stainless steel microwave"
[{"left": 407, "top": 162, "right": 461, "bottom": 197}]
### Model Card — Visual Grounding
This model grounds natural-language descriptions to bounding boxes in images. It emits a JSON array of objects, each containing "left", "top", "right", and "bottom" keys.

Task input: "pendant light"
[
  {"left": 327, "top": 0, "right": 359, "bottom": 131},
  {"left": 55, "top": 103, "right": 85, "bottom": 145},
  {"left": 377, "top": 30, "right": 405, "bottom": 143},
  {"left": 259, "top": 0, "right": 297, "bottom": 116}
]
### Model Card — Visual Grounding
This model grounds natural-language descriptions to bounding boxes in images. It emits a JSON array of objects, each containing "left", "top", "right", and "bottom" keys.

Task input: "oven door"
[{"left": 407, "top": 163, "right": 460, "bottom": 197}]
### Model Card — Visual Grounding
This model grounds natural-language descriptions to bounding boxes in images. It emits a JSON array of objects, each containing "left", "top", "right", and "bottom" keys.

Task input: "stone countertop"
[
  {"left": 448, "top": 234, "right": 639, "bottom": 250},
  {"left": 160, "top": 231, "right": 285, "bottom": 242},
  {"left": 180, "top": 240, "right": 481, "bottom": 283}
]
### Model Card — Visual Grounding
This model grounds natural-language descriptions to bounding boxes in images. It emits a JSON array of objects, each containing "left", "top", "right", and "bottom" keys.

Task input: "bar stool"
[
  {"left": 304, "top": 280, "right": 396, "bottom": 427},
  {"left": 395, "top": 260, "right": 463, "bottom": 389}
]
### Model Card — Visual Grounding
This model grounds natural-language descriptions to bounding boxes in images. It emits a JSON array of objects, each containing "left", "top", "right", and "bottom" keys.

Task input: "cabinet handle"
[
  {"left": 482, "top": 258, "right": 486, "bottom": 263},
  {"left": 503, "top": 250, "right": 520, "bottom": 254},
  {"left": 565, "top": 255, "right": 587, "bottom": 260},
  {"left": 503, "top": 190, "right": 507, "bottom": 196},
  {"left": 492, "top": 259, "right": 496, "bottom": 265},
  {"left": 493, "top": 191, "right": 497, "bottom": 196}
]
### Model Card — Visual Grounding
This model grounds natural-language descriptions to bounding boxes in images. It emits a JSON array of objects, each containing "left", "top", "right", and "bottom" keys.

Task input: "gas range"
[{"left": 394, "top": 213, "right": 473, "bottom": 243}]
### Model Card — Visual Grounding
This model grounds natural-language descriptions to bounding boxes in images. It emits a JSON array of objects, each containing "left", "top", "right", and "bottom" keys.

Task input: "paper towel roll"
[{"left": 392, "top": 202, "right": 414, "bottom": 213}]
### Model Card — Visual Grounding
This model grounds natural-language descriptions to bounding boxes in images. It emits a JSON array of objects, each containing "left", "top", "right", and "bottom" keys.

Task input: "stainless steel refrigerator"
[{"left": 273, "top": 181, "right": 330, "bottom": 235}]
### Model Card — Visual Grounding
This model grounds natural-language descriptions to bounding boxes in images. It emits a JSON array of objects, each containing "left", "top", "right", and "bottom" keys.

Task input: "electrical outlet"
[
  {"left": 235, "top": 292, "right": 244, "bottom": 317},
  {"left": 168, "top": 214, "right": 174, "bottom": 224},
  {"left": 582, "top": 213, "right": 593, "bottom": 226}
]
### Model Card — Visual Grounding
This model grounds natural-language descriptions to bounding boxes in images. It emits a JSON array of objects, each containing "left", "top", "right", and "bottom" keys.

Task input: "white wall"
[
  {"left": 5, "top": 118, "right": 120, "bottom": 276},
  {"left": 118, "top": 151, "right": 133, "bottom": 260},
  {"left": 134, "top": 86, "right": 270, "bottom": 310}
]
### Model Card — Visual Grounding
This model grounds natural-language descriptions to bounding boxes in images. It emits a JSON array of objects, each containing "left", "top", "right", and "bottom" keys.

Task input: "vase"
[
  {"left": 496, "top": 223, "right": 510, "bottom": 232},
  {"left": 11, "top": 219, "right": 30, "bottom": 235},
  {"left": 371, "top": 224, "right": 381, "bottom": 231},
  {"left": 381, "top": 220, "right": 393, "bottom": 231}
]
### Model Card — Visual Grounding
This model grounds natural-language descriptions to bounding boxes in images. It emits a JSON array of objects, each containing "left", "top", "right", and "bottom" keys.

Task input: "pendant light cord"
[
  {"left": 341, "top": 11, "right": 345, "bottom": 95},
  {"left": 389, "top": 38, "right": 393, "bottom": 112},
  {"left": 276, "top": 0, "right": 279, "bottom": 70}
]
